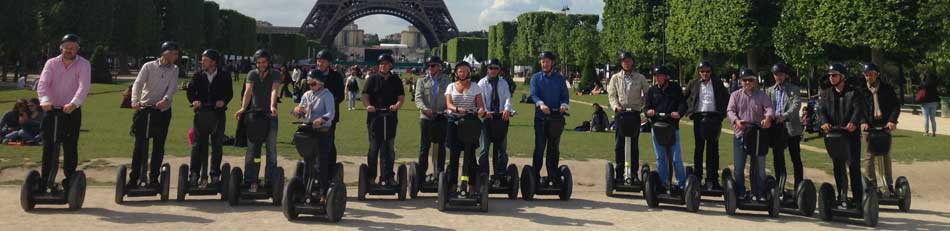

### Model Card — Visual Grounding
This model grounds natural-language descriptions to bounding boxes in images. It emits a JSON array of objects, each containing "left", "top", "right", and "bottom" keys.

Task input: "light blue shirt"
[{"left": 297, "top": 88, "right": 335, "bottom": 128}]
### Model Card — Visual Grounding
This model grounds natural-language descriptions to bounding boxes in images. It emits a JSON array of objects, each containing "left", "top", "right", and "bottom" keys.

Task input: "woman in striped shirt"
[{"left": 444, "top": 61, "right": 486, "bottom": 192}]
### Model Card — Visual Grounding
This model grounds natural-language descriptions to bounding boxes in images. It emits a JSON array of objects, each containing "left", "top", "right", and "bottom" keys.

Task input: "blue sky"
[{"left": 210, "top": 0, "right": 604, "bottom": 35}]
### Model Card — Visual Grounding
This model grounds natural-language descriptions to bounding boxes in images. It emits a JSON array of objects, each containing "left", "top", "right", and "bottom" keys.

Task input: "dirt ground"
[{"left": 1, "top": 156, "right": 948, "bottom": 230}]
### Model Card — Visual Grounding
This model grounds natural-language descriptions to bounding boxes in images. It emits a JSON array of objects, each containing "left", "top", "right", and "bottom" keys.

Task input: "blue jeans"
[
  {"left": 479, "top": 118, "right": 509, "bottom": 176},
  {"left": 922, "top": 102, "right": 938, "bottom": 134},
  {"left": 4, "top": 129, "right": 37, "bottom": 141},
  {"left": 244, "top": 116, "right": 278, "bottom": 184},
  {"left": 733, "top": 136, "right": 766, "bottom": 197},
  {"left": 651, "top": 128, "right": 686, "bottom": 189}
]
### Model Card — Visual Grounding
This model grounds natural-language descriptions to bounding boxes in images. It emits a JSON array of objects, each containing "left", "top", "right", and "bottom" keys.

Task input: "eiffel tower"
[{"left": 301, "top": 0, "right": 459, "bottom": 48}]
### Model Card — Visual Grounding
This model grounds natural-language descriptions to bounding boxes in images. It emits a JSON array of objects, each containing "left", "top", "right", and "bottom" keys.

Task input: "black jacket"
[
  {"left": 818, "top": 85, "right": 864, "bottom": 127},
  {"left": 860, "top": 82, "right": 900, "bottom": 126},
  {"left": 309, "top": 69, "right": 345, "bottom": 123},
  {"left": 187, "top": 70, "right": 233, "bottom": 110},
  {"left": 684, "top": 78, "right": 730, "bottom": 119},
  {"left": 644, "top": 82, "right": 687, "bottom": 128}
]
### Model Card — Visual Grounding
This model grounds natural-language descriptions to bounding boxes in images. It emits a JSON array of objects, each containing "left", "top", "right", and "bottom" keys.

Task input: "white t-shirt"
[{"left": 444, "top": 82, "right": 482, "bottom": 113}]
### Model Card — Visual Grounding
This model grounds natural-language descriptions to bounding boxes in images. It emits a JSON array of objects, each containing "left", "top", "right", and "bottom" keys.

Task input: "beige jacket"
[{"left": 607, "top": 70, "right": 649, "bottom": 111}]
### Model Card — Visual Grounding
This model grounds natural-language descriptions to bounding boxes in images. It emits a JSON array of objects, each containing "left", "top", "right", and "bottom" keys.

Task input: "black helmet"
[
  {"left": 377, "top": 53, "right": 395, "bottom": 63},
  {"left": 486, "top": 59, "right": 502, "bottom": 67},
  {"left": 652, "top": 65, "right": 671, "bottom": 76},
  {"left": 254, "top": 49, "right": 271, "bottom": 61},
  {"left": 309, "top": 72, "right": 327, "bottom": 85},
  {"left": 455, "top": 61, "right": 471, "bottom": 70},
  {"left": 538, "top": 51, "right": 557, "bottom": 61},
  {"left": 697, "top": 60, "right": 713, "bottom": 70},
  {"left": 618, "top": 51, "right": 634, "bottom": 62},
  {"left": 426, "top": 56, "right": 443, "bottom": 64},
  {"left": 160, "top": 41, "right": 179, "bottom": 53},
  {"left": 61, "top": 34, "right": 80, "bottom": 44},
  {"left": 201, "top": 49, "right": 221, "bottom": 63},
  {"left": 771, "top": 62, "right": 789, "bottom": 74},
  {"left": 738, "top": 68, "right": 757, "bottom": 80},
  {"left": 828, "top": 63, "right": 847, "bottom": 75},
  {"left": 862, "top": 63, "right": 879, "bottom": 73},
  {"left": 315, "top": 50, "right": 332, "bottom": 61}
]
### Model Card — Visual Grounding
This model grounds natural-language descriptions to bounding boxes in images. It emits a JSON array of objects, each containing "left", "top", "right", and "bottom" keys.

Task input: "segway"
[
  {"left": 437, "top": 112, "right": 489, "bottom": 212},
  {"left": 772, "top": 122, "right": 817, "bottom": 216},
  {"left": 20, "top": 109, "right": 87, "bottom": 211},
  {"left": 689, "top": 112, "right": 724, "bottom": 197},
  {"left": 484, "top": 111, "right": 519, "bottom": 199},
  {"left": 115, "top": 106, "right": 171, "bottom": 204},
  {"left": 358, "top": 108, "right": 408, "bottom": 200},
  {"left": 283, "top": 122, "right": 346, "bottom": 222},
  {"left": 606, "top": 108, "right": 650, "bottom": 197},
  {"left": 227, "top": 110, "right": 284, "bottom": 206},
  {"left": 643, "top": 113, "right": 701, "bottom": 212},
  {"left": 866, "top": 126, "right": 911, "bottom": 212},
  {"left": 408, "top": 112, "right": 447, "bottom": 198},
  {"left": 178, "top": 106, "right": 230, "bottom": 201},
  {"left": 818, "top": 127, "right": 878, "bottom": 226},
  {"left": 721, "top": 123, "right": 781, "bottom": 217},
  {"left": 521, "top": 111, "right": 572, "bottom": 201}
]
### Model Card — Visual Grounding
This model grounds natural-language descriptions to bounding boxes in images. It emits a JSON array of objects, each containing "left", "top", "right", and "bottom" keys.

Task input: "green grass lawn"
[{"left": 1, "top": 77, "right": 947, "bottom": 174}]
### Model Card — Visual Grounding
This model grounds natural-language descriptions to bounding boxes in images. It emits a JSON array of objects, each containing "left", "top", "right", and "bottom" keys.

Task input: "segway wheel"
[
  {"left": 768, "top": 180, "right": 781, "bottom": 218},
  {"left": 115, "top": 165, "right": 127, "bottom": 204},
  {"left": 327, "top": 181, "right": 345, "bottom": 222},
  {"left": 896, "top": 176, "right": 911, "bottom": 212},
  {"left": 67, "top": 171, "right": 87, "bottom": 211},
  {"left": 818, "top": 183, "right": 835, "bottom": 221},
  {"left": 506, "top": 164, "right": 520, "bottom": 199},
  {"left": 282, "top": 177, "right": 301, "bottom": 221},
  {"left": 605, "top": 163, "right": 615, "bottom": 197},
  {"left": 228, "top": 168, "right": 243, "bottom": 206},
  {"left": 437, "top": 171, "right": 447, "bottom": 211},
  {"left": 335, "top": 163, "right": 345, "bottom": 183},
  {"left": 220, "top": 163, "right": 231, "bottom": 201},
  {"left": 558, "top": 165, "right": 572, "bottom": 201},
  {"left": 479, "top": 173, "right": 489, "bottom": 212},
  {"left": 862, "top": 177, "right": 879, "bottom": 227},
  {"left": 798, "top": 179, "right": 817, "bottom": 217},
  {"left": 160, "top": 163, "right": 171, "bottom": 202},
  {"left": 20, "top": 170, "right": 40, "bottom": 211},
  {"left": 644, "top": 171, "right": 659, "bottom": 208},
  {"left": 272, "top": 166, "right": 285, "bottom": 206},
  {"left": 177, "top": 164, "right": 189, "bottom": 202},
  {"left": 520, "top": 165, "right": 536, "bottom": 201},
  {"left": 685, "top": 174, "right": 701, "bottom": 212},
  {"left": 723, "top": 172, "right": 737, "bottom": 215},
  {"left": 640, "top": 164, "right": 651, "bottom": 185},
  {"left": 408, "top": 162, "right": 419, "bottom": 199},
  {"left": 397, "top": 164, "right": 408, "bottom": 201},
  {"left": 357, "top": 164, "right": 368, "bottom": 201}
]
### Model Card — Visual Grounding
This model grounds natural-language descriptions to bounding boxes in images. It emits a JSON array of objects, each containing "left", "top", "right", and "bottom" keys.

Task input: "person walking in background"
[
  {"left": 345, "top": 66, "right": 361, "bottom": 110},
  {"left": 917, "top": 71, "right": 940, "bottom": 136}
]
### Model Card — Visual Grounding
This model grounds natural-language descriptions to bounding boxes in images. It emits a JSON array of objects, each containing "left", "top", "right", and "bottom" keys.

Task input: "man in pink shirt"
[
  {"left": 35, "top": 34, "right": 91, "bottom": 191},
  {"left": 726, "top": 68, "right": 774, "bottom": 202}
]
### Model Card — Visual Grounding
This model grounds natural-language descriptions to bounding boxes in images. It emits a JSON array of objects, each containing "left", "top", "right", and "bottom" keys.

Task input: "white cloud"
[{"left": 478, "top": 0, "right": 604, "bottom": 27}]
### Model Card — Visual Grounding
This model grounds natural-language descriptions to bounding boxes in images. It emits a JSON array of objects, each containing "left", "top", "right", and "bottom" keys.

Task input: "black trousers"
[
  {"left": 367, "top": 125, "right": 396, "bottom": 182},
  {"left": 772, "top": 131, "right": 804, "bottom": 187},
  {"left": 130, "top": 109, "right": 172, "bottom": 183},
  {"left": 692, "top": 117, "right": 722, "bottom": 183},
  {"left": 447, "top": 117, "right": 478, "bottom": 187},
  {"left": 832, "top": 133, "right": 863, "bottom": 201},
  {"left": 418, "top": 119, "right": 446, "bottom": 176},
  {"left": 41, "top": 108, "right": 82, "bottom": 189},
  {"left": 532, "top": 117, "right": 562, "bottom": 180},
  {"left": 614, "top": 112, "right": 640, "bottom": 179},
  {"left": 189, "top": 110, "right": 226, "bottom": 180}
]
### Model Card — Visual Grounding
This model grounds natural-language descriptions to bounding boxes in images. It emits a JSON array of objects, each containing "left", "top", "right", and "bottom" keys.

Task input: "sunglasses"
[{"left": 428, "top": 64, "right": 440, "bottom": 68}]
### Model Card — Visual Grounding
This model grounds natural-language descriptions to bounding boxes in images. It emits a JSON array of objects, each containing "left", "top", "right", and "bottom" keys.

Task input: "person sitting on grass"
[
  {"left": 4, "top": 98, "right": 44, "bottom": 144},
  {"left": 0, "top": 99, "right": 27, "bottom": 139}
]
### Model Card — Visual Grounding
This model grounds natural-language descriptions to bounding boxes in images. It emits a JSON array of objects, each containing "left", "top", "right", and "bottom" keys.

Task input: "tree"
[
  {"left": 133, "top": 0, "right": 161, "bottom": 58},
  {"left": 0, "top": 0, "right": 40, "bottom": 80},
  {"left": 666, "top": 0, "right": 754, "bottom": 78},
  {"left": 77, "top": 0, "right": 116, "bottom": 51},
  {"left": 578, "top": 57, "right": 596, "bottom": 93},
  {"left": 809, "top": 0, "right": 903, "bottom": 64},
  {"left": 204, "top": 1, "right": 221, "bottom": 50},
  {"left": 113, "top": 0, "right": 139, "bottom": 74},
  {"left": 601, "top": 0, "right": 669, "bottom": 66},
  {"left": 90, "top": 45, "right": 112, "bottom": 83},
  {"left": 488, "top": 21, "right": 517, "bottom": 70},
  {"left": 773, "top": 0, "right": 825, "bottom": 72}
]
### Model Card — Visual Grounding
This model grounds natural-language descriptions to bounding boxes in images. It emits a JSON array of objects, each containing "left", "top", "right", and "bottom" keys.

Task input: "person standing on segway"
[
  {"left": 186, "top": 49, "right": 232, "bottom": 187},
  {"left": 35, "top": 34, "right": 90, "bottom": 193},
  {"left": 857, "top": 63, "right": 899, "bottom": 192},
  {"left": 726, "top": 68, "right": 774, "bottom": 202},
  {"left": 414, "top": 56, "right": 451, "bottom": 181},
  {"left": 477, "top": 59, "right": 513, "bottom": 186},
  {"left": 644, "top": 65, "right": 688, "bottom": 192},
  {"left": 444, "top": 61, "right": 486, "bottom": 194},
  {"left": 309, "top": 50, "right": 345, "bottom": 177},
  {"left": 819, "top": 63, "right": 865, "bottom": 208},
  {"left": 606, "top": 51, "right": 650, "bottom": 186},
  {"left": 128, "top": 41, "right": 179, "bottom": 189},
  {"left": 764, "top": 63, "right": 804, "bottom": 188},
  {"left": 293, "top": 75, "right": 336, "bottom": 203},
  {"left": 362, "top": 54, "right": 405, "bottom": 187},
  {"left": 234, "top": 49, "right": 281, "bottom": 192},
  {"left": 684, "top": 61, "right": 730, "bottom": 193},
  {"left": 529, "top": 51, "right": 570, "bottom": 186}
]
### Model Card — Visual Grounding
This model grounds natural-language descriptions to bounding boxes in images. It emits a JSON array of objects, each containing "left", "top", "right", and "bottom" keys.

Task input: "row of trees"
[
  {"left": 0, "top": 0, "right": 291, "bottom": 83},
  {"left": 486, "top": 0, "right": 950, "bottom": 93}
]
